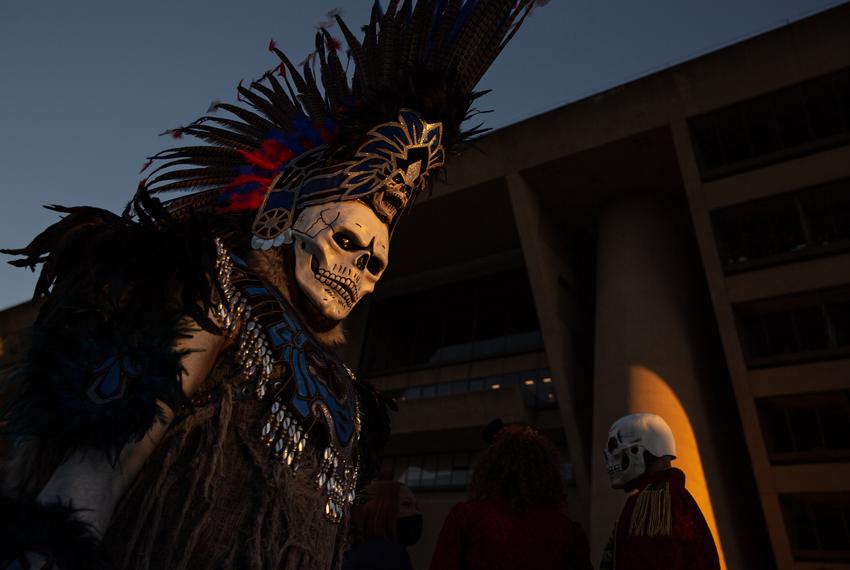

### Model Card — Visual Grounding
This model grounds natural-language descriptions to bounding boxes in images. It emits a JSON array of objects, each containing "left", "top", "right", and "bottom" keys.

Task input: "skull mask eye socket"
[
  {"left": 331, "top": 230, "right": 386, "bottom": 275},
  {"left": 332, "top": 231, "right": 357, "bottom": 251}
]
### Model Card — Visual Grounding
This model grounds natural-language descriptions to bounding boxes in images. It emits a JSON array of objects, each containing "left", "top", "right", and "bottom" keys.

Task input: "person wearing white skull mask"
[
  {"left": 289, "top": 201, "right": 389, "bottom": 325},
  {"left": 599, "top": 413, "right": 720, "bottom": 570},
  {"left": 0, "top": 3, "right": 543, "bottom": 568}
]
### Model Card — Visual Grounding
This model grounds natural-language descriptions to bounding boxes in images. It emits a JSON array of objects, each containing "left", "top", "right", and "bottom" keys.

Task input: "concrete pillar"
[
  {"left": 590, "top": 196, "right": 728, "bottom": 568},
  {"left": 506, "top": 173, "right": 591, "bottom": 527}
]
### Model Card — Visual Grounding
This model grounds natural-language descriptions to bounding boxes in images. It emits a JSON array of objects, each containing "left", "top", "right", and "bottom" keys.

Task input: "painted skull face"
[{"left": 291, "top": 201, "right": 389, "bottom": 321}]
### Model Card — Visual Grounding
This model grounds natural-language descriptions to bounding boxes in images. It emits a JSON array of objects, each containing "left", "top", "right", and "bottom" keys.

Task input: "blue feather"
[{"left": 446, "top": 0, "right": 481, "bottom": 47}]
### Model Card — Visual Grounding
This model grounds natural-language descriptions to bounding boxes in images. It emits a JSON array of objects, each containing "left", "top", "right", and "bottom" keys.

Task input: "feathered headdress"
[{"left": 141, "top": 0, "right": 540, "bottom": 246}]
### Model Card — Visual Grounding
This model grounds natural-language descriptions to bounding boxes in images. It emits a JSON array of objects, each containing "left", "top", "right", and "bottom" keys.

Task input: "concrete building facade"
[
  {"left": 1, "top": 4, "right": 849, "bottom": 569},
  {"left": 339, "top": 5, "right": 850, "bottom": 568}
]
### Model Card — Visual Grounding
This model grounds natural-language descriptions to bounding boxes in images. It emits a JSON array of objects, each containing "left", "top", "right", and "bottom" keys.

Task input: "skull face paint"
[
  {"left": 291, "top": 201, "right": 389, "bottom": 321},
  {"left": 603, "top": 413, "right": 677, "bottom": 489}
]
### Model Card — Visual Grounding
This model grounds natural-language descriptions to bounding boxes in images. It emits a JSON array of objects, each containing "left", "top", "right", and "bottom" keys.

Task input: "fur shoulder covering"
[
  {"left": 1, "top": 196, "right": 222, "bottom": 464},
  {"left": 353, "top": 378, "right": 396, "bottom": 491}
]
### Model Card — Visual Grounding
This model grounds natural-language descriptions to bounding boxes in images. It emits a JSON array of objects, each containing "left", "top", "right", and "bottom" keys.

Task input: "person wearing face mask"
[
  {"left": 343, "top": 481, "right": 422, "bottom": 570},
  {"left": 430, "top": 424, "right": 592, "bottom": 570}
]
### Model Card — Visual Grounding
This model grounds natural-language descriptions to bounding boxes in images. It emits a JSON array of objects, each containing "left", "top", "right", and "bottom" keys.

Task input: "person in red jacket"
[
  {"left": 430, "top": 424, "right": 592, "bottom": 570},
  {"left": 600, "top": 413, "right": 720, "bottom": 570}
]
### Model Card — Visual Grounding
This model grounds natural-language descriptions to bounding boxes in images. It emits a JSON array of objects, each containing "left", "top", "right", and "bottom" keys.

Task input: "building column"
[
  {"left": 506, "top": 173, "right": 591, "bottom": 527},
  {"left": 590, "top": 196, "right": 728, "bottom": 568}
]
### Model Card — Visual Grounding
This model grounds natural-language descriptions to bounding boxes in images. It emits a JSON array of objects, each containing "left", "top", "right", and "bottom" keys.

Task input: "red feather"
[
  {"left": 275, "top": 62, "right": 286, "bottom": 77},
  {"left": 139, "top": 159, "right": 153, "bottom": 174},
  {"left": 239, "top": 139, "right": 295, "bottom": 171},
  {"left": 326, "top": 36, "right": 342, "bottom": 51},
  {"left": 219, "top": 188, "right": 266, "bottom": 212},
  {"left": 268, "top": 38, "right": 277, "bottom": 52}
]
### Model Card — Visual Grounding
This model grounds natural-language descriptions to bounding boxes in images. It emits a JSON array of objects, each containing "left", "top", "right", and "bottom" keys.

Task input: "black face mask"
[{"left": 396, "top": 513, "right": 423, "bottom": 547}]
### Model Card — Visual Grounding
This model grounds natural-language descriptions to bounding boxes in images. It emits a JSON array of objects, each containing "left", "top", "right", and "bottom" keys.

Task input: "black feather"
[{"left": 1, "top": 195, "right": 224, "bottom": 465}]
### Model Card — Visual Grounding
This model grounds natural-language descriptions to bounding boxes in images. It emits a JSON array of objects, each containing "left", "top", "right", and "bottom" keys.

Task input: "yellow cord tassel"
[{"left": 628, "top": 483, "right": 672, "bottom": 537}]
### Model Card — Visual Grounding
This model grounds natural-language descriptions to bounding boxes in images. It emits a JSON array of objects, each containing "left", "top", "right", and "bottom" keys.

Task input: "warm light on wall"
[
  {"left": 628, "top": 365, "right": 727, "bottom": 570},
  {"left": 490, "top": 383, "right": 501, "bottom": 390},
  {"left": 523, "top": 379, "right": 535, "bottom": 386},
  {"left": 542, "top": 377, "right": 552, "bottom": 383}
]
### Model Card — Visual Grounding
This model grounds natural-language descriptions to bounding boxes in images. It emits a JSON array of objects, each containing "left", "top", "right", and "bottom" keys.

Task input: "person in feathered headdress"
[{"left": 0, "top": 2, "right": 541, "bottom": 568}]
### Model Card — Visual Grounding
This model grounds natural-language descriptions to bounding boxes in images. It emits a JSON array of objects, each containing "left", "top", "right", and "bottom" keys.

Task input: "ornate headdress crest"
[{"left": 140, "top": 0, "right": 540, "bottom": 246}]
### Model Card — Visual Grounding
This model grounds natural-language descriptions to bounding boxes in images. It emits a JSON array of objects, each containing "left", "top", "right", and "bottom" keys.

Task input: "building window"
[
  {"left": 688, "top": 66, "right": 850, "bottom": 180},
  {"left": 390, "top": 368, "right": 557, "bottom": 410},
  {"left": 360, "top": 268, "right": 543, "bottom": 376},
  {"left": 735, "top": 286, "right": 850, "bottom": 367},
  {"left": 380, "top": 452, "right": 474, "bottom": 491},
  {"left": 380, "top": 449, "right": 575, "bottom": 491},
  {"left": 757, "top": 391, "right": 850, "bottom": 464},
  {"left": 712, "top": 177, "right": 850, "bottom": 273},
  {"left": 780, "top": 493, "right": 850, "bottom": 562}
]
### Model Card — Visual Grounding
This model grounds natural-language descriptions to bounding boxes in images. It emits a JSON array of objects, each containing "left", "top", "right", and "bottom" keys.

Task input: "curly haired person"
[{"left": 430, "top": 424, "right": 592, "bottom": 570}]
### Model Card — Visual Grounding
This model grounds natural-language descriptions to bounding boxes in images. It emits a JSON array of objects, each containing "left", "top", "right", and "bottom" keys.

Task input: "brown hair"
[
  {"left": 351, "top": 480, "right": 403, "bottom": 544},
  {"left": 469, "top": 424, "right": 567, "bottom": 513}
]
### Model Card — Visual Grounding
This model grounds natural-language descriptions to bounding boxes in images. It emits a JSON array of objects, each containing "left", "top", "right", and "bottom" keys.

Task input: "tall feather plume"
[
  {"left": 378, "top": 0, "right": 401, "bottom": 84},
  {"left": 139, "top": 0, "right": 540, "bottom": 219},
  {"left": 429, "top": 0, "right": 463, "bottom": 68},
  {"left": 301, "top": 61, "right": 330, "bottom": 121},
  {"left": 402, "top": 0, "right": 437, "bottom": 66},
  {"left": 498, "top": 0, "right": 536, "bottom": 52},
  {"left": 454, "top": 0, "right": 513, "bottom": 90},
  {"left": 462, "top": 1, "right": 515, "bottom": 87},
  {"left": 319, "top": 29, "right": 350, "bottom": 107},
  {"left": 335, "top": 16, "right": 370, "bottom": 94}
]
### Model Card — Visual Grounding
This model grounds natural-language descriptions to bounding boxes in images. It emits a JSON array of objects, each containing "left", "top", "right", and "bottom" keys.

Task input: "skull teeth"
[{"left": 313, "top": 269, "right": 356, "bottom": 307}]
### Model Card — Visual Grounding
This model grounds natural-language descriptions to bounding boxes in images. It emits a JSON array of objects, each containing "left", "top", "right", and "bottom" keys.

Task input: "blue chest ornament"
[{"left": 213, "top": 238, "right": 360, "bottom": 522}]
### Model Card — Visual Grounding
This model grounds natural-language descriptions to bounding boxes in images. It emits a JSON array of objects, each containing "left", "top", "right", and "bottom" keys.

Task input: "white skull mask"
[
  {"left": 290, "top": 201, "right": 389, "bottom": 321},
  {"left": 603, "top": 413, "right": 677, "bottom": 489}
]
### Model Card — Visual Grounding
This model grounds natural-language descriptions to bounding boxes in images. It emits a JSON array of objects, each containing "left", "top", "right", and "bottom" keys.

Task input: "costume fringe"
[
  {"left": 628, "top": 483, "right": 672, "bottom": 537},
  {"left": 107, "top": 356, "right": 348, "bottom": 569}
]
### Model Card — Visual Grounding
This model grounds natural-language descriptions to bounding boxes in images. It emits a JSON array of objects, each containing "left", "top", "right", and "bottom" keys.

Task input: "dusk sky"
[{"left": 0, "top": 0, "right": 845, "bottom": 309}]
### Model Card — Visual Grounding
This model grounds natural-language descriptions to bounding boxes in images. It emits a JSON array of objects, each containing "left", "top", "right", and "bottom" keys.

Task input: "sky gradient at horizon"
[{"left": 0, "top": 0, "right": 845, "bottom": 309}]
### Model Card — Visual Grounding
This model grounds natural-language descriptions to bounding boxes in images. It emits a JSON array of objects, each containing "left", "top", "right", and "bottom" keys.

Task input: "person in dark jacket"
[
  {"left": 430, "top": 424, "right": 593, "bottom": 570},
  {"left": 343, "top": 481, "right": 422, "bottom": 570}
]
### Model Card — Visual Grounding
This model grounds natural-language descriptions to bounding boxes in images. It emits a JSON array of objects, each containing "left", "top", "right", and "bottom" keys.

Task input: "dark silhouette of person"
[
  {"left": 430, "top": 424, "right": 592, "bottom": 570},
  {"left": 343, "top": 480, "right": 422, "bottom": 570}
]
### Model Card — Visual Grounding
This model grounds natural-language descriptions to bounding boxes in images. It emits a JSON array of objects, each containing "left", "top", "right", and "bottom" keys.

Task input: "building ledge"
[
  {"left": 772, "top": 463, "right": 850, "bottom": 493},
  {"left": 749, "top": 358, "right": 850, "bottom": 398}
]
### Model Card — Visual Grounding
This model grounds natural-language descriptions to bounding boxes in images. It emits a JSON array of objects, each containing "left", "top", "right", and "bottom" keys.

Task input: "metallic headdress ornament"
[
  {"left": 139, "top": 0, "right": 540, "bottom": 241},
  {"left": 251, "top": 109, "right": 445, "bottom": 250}
]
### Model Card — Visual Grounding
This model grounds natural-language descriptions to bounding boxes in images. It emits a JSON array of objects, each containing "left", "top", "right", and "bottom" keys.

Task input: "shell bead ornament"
[
  {"left": 291, "top": 201, "right": 389, "bottom": 321},
  {"left": 603, "top": 413, "right": 677, "bottom": 488}
]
